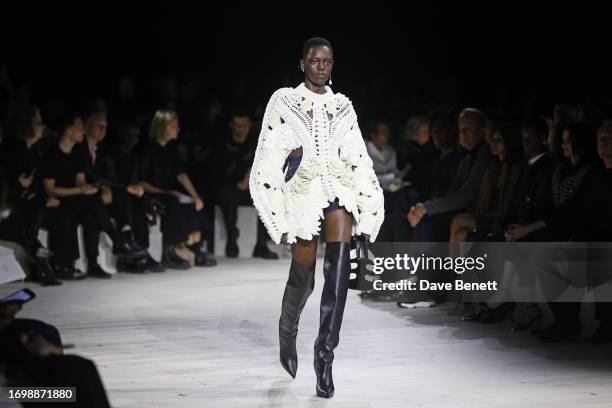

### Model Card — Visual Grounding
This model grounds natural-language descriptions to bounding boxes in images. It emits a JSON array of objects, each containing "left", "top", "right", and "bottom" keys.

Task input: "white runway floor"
[{"left": 3, "top": 257, "right": 612, "bottom": 408}]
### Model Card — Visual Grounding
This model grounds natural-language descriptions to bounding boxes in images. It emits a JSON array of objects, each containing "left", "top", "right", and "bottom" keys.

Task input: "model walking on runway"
[{"left": 249, "top": 37, "right": 384, "bottom": 398}]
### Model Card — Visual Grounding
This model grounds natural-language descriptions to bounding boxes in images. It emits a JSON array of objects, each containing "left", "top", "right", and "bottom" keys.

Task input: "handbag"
[{"left": 348, "top": 235, "right": 375, "bottom": 291}]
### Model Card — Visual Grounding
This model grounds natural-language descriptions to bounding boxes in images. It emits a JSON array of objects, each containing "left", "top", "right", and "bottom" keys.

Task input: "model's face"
[
  {"left": 458, "top": 116, "right": 483, "bottom": 150},
  {"left": 229, "top": 116, "right": 252, "bottom": 143},
  {"left": 86, "top": 113, "right": 107, "bottom": 143},
  {"left": 301, "top": 46, "right": 334, "bottom": 87},
  {"left": 165, "top": 118, "right": 180, "bottom": 141},
  {"left": 597, "top": 130, "right": 612, "bottom": 162}
]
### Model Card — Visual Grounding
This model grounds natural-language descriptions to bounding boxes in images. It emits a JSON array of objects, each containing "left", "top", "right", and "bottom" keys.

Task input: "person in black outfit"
[
  {"left": 0, "top": 303, "right": 112, "bottom": 408},
  {"left": 81, "top": 109, "right": 164, "bottom": 273},
  {"left": 377, "top": 108, "right": 464, "bottom": 242},
  {"left": 41, "top": 112, "right": 138, "bottom": 280},
  {"left": 214, "top": 110, "right": 278, "bottom": 259},
  {"left": 0, "top": 172, "right": 111, "bottom": 408},
  {"left": 103, "top": 120, "right": 168, "bottom": 272},
  {"left": 582, "top": 121, "right": 612, "bottom": 343},
  {"left": 138, "top": 109, "right": 216, "bottom": 269},
  {"left": 396, "top": 115, "right": 439, "bottom": 195},
  {"left": 506, "top": 122, "right": 598, "bottom": 342},
  {"left": 408, "top": 108, "right": 495, "bottom": 242},
  {"left": 0, "top": 106, "right": 57, "bottom": 254},
  {"left": 503, "top": 118, "right": 555, "bottom": 238}
]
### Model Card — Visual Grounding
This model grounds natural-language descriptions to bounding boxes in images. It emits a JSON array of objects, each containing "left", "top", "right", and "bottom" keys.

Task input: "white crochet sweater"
[{"left": 249, "top": 83, "right": 385, "bottom": 245}]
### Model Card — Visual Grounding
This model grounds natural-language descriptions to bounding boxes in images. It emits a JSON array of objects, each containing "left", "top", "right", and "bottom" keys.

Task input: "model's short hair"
[
  {"left": 148, "top": 110, "right": 177, "bottom": 140},
  {"left": 302, "top": 37, "right": 333, "bottom": 58},
  {"left": 458, "top": 107, "right": 487, "bottom": 129}
]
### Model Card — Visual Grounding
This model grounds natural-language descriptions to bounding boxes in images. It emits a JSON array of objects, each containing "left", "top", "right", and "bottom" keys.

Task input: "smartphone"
[{"left": 1, "top": 288, "right": 36, "bottom": 305}]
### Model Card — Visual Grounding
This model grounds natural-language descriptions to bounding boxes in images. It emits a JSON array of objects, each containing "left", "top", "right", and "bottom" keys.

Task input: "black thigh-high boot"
[
  {"left": 314, "top": 241, "right": 350, "bottom": 398},
  {"left": 279, "top": 259, "right": 315, "bottom": 378}
]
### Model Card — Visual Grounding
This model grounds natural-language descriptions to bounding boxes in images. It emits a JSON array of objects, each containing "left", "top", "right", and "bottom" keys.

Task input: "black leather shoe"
[
  {"left": 88, "top": 263, "right": 113, "bottom": 279},
  {"left": 161, "top": 245, "right": 190, "bottom": 270},
  {"left": 225, "top": 240, "right": 239, "bottom": 258},
  {"left": 225, "top": 228, "right": 240, "bottom": 258},
  {"left": 279, "top": 260, "right": 315, "bottom": 378},
  {"left": 144, "top": 253, "right": 166, "bottom": 272},
  {"left": 34, "top": 258, "right": 63, "bottom": 286},
  {"left": 195, "top": 252, "right": 217, "bottom": 267},
  {"left": 253, "top": 244, "right": 279, "bottom": 260},
  {"left": 314, "top": 241, "right": 351, "bottom": 398}
]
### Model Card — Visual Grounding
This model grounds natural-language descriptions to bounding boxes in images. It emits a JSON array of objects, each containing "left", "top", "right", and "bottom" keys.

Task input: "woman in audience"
[{"left": 138, "top": 109, "right": 216, "bottom": 269}]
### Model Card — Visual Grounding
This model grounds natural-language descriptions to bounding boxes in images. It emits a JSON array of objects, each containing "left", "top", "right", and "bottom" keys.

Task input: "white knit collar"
[{"left": 295, "top": 82, "right": 334, "bottom": 104}]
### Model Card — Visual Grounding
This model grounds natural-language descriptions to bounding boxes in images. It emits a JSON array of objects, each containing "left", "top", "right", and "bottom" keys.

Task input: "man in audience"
[
  {"left": 214, "top": 110, "right": 278, "bottom": 259},
  {"left": 408, "top": 108, "right": 494, "bottom": 242}
]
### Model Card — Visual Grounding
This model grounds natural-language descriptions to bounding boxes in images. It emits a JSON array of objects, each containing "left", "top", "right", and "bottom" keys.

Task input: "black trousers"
[
  {"left": 108, "top": 188, "right": 150, "bottom": 248},
  {"left": 150, "top": 194, "right": 201, "bottom": 246},
  {"left": 0, "top": 194, "right": 46, "bottom": 244},
  {"left": 45, "top": 195, "right": 118, "bottom": 268},
  {"left": 216, "top": 184, "right": 268, "bottom": 245}
]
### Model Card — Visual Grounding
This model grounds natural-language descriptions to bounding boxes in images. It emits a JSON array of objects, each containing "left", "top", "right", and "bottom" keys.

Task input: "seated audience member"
[
  {"left": 0, "top": 303, "right": 111, "bottom": 408},
  {"left": 80, "top": 109, "right": 167, "bottom": 272},
  {"left": 408, "top": 108, "right": 495, "bottom": 242},
  {"left": 102, "top": 121, "right": 169, "bottom": 272},
  {"left": 506, "top": 122, "right": 598, "bottom": 342},
  {"left": 397, "top": 115, "right": 438, "bottom": 195},
  {"left": 366, "top": 119, "right": 409, "bottom": 214},
  {"left": 585, "top": 120, "right": 612, "bottom": 343},
  {"left": 0, "top": 173, "right": 111, "bottom": 407},
  {"left": 450, "top": 123, "right": 524, "bottom": 244},
  {"left": 214, "top": 109, "right": 278, "bottom": 259},
  {"left": 138, "top": 109, "right": 216, "bottom": 269},
  {"left": 42, "top": 112, "right": 140, "bottom": 280},
  {"left": 1, "top": 106, "right": 58, "bottom": 255},
  {"left": 376, "top": 108, "right": 464, "bottom": 243}
]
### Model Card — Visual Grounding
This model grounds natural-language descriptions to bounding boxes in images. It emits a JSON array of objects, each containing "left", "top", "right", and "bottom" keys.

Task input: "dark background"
[{"left": 2, "top": 1, "right": 612, "bottom": 124}]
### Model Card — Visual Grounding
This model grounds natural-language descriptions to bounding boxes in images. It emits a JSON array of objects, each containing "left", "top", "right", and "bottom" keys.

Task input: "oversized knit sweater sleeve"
[
  {"left": 338, "top": 110, "right": 385, "bottom": 240},
  {"left": 249, "top": 89, "right": 292, "bottom": 244}
]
